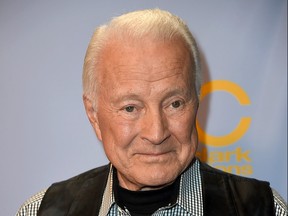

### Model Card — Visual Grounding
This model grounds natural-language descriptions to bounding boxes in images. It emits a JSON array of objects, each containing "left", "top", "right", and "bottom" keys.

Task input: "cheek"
[
  {"left": 169, "top": 111, "right": 196, "bottom": 141},
  {"left": 98, "top": 114, "right": 138, "bottom": 152}
]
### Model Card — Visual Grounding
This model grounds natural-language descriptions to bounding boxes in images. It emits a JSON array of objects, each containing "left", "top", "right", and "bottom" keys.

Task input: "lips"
[
  {"left": 134, "top": 150, "right": 175, "bottom": 160},
  {"left": 139, "top": 151, "right": 170, "bottom": 156}
]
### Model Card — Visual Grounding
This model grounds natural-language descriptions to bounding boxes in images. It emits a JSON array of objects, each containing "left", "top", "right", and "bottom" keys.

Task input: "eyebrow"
[
  {"left": 161, "top": 87, "right": 193, "bottom": 102},
  {"left": 163, "top": 87, "right": 188, "bottom": 97},
  {"left": 111, "top": 93, "right": 142, "bottom": 105}
]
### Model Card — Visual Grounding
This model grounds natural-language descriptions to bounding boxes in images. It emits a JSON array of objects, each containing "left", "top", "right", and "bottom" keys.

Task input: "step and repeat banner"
[{"left": 0, "top": 1, "right": 286, "bottom": 215}]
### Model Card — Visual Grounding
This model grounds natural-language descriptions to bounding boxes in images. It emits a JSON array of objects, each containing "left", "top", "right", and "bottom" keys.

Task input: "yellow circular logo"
[{"left": 197, "top": 80, "right": 251, "bottom": 147}]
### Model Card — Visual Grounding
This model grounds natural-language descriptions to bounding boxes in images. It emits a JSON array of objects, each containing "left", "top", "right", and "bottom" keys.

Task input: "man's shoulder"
[
  {"left": 16, "top": 164, "right": 110, "bottom": 216},
  {"left": 198, "top": 160, "right": 279, "bottom": 215},
  {"left": 38, "top": 164, "right": 111, "bottom": 215}
]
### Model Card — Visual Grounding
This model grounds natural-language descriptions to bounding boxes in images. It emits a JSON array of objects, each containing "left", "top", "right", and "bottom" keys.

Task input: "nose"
[{"left": 140, "top": 109, "right": 170, "bottom": 145}]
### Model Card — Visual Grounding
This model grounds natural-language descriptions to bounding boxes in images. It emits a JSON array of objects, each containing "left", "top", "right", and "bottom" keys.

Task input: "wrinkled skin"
[{"left": 84, "top": 37, "right": 199, "bottom": 191}]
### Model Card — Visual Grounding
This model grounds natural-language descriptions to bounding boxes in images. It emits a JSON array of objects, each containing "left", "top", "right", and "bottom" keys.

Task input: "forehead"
[{"left": 98, "top": 37, "right": 193, "bottom": 84}]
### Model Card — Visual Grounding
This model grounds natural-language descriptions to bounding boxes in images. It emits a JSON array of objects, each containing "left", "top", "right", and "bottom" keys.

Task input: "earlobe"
[{"left": 83, "top": 95, "right": 102, "bottom": 141}]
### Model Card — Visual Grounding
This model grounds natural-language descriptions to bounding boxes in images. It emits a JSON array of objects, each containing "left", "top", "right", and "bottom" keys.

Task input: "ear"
[{"left": 83, "top": 95, "right": 102, "bottom": 141}]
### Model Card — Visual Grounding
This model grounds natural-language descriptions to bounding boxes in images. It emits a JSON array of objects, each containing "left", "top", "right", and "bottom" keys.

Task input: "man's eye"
[
  {"left": 171, "top": 100, "right": 182, "bottom": 108},
  {"left": 124, "top": 106, "right": 135, "bottom": 112}
]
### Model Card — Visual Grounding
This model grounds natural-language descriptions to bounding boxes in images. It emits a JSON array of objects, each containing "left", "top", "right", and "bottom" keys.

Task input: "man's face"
[{"left": 85, "top": 37, "right": 198, "bottom": 191}]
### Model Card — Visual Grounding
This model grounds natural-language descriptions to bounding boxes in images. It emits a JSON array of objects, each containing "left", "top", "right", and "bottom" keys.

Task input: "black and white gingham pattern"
[
  {"left": 16, "top": 189, "right": 46, "bottom": 216},
  {"left": 16, "top": 160, "right": 288, "bottom": 216},
  {"left": 177, "top": 160, "right": 203, "bottom": 215},
  {"left": 273, "top": 188, "right": 288, "bottom": 216}
]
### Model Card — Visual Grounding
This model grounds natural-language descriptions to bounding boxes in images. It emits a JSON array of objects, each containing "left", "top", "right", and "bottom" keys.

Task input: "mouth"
[
  {"left": 139, "top": 152, "right": 170, "bottom": 156},
  {"left": 135, "top": 151, "right": 174, "bottom": 162}
]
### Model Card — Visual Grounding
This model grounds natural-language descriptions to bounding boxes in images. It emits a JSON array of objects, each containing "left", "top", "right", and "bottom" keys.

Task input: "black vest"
[{"left": 38, "top": 162, "right": 275, "bottom": 216}]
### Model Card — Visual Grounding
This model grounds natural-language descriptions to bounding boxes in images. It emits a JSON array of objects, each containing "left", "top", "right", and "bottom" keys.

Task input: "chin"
[{"left": 139, "top": 168, "right": 179, "bottom": 188}]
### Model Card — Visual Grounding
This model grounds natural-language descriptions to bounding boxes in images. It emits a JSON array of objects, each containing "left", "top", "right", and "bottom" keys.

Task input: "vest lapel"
[
  {"left": 66, "top": 169, "right": 109, "bottom": 216},
  {"left": 201, "top": 166, "right": 237, "bottom": 216}
]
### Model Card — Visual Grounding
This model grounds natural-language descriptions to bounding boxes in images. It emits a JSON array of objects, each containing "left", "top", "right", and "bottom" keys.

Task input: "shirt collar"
[
  {"left": 99, "top": 159, "right": 203, "bottom": 216},
  {"left": 177, "top": 159, "right": 203, "bottom": 215},
  {"left": 98, "top": 164, "right": 115, "bottom": 216}
]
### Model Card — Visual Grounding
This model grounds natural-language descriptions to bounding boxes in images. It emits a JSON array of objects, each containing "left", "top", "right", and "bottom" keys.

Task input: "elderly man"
[{"left": 17, "top": 9, "right": 286, "bottom": 216}]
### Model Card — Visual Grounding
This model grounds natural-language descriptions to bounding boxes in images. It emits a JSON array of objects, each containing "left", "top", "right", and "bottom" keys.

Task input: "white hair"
[{"left": 83, "top": 9, "right": 201, "bottom": 102}]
